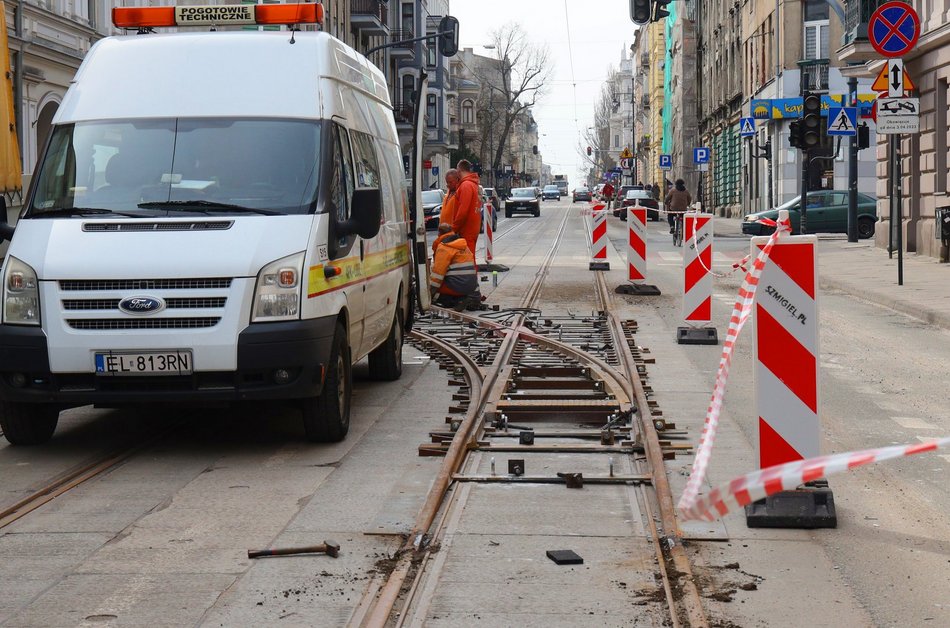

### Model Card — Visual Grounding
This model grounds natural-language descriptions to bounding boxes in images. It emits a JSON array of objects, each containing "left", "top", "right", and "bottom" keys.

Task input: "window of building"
[
  {"left": 401, "top": 2, "right": 414, "bottom": 34},
  {"left": 804, "top": 0, "right": 830, "bottom": 21},
  {"left": 401, "top": 75, "right": 414, "bottom": 107},
  {"left": 937, "top": 79, "right": 948, "bottom": 194},
  {"left": 427, "top": 40, "right": 437, "bottom": 67},
  {"left": 803, "top": 21, "right": 830, "bottom": 59},
  {"left": 461, "top": 100, "right": 474, "bottom": 125},
  {"left": 426, "top": 94, "right": 437, "bottom": 128},
  {"left": 614, "top": 134, "right": 620, "bottom": 148}
]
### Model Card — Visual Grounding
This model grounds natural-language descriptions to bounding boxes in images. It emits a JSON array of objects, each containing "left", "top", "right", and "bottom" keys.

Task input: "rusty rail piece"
[
  {"left": 594, "top": 271, "right": 708, "bottom": 628},
  {"left": 360, "top": 209, "right": 574, "bottom": 627}
]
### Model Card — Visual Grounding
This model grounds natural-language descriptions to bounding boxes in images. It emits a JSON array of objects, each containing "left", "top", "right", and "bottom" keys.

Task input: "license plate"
[{"left": 95, "top": 350, "right": 193, "bottom": 376}]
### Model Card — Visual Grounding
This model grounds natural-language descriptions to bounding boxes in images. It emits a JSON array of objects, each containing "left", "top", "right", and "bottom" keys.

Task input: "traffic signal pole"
[{"left": 847, "top": 76, "right": 859, "bottom": 242}]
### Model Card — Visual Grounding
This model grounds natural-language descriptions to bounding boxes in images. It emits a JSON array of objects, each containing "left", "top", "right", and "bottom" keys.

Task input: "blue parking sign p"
[
  {"left": 659, "top": 154, "right": 672, "bottom": 170},
  {"left": 693, "top": 147, "right": 710, "bottom": 164}
]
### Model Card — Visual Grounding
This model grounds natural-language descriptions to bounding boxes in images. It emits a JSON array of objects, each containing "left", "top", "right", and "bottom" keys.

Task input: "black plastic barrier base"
[
  {"left": 615, "top": 283, "right": 660, "bottom": 296},
  {"left": 677, "top": 326, "right": 719, "bottom": 345},
  {"left": 589, "top": 261, "right": 611, "bottom": 271},
  {"left": 745, "top": 480, "right": 837, "bottom": 529},
  {"left": 481, "top": 263, "right": 510, "bottom": 273}
]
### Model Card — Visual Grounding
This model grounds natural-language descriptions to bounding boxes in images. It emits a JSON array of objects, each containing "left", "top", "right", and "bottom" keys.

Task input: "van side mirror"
[
  {"left": 339, "top": 188, "right": 382, "bottom": 239},
  {"left": 0, "top": 197, "right": 14, "bottom": 243}
]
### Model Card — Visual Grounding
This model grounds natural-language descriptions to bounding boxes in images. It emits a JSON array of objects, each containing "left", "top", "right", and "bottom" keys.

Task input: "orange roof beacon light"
[{"left": 112, "top": 3, "right": 323, "bottom": 29}]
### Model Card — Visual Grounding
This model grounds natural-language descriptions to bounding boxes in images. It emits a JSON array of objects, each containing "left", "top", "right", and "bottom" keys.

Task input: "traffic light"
[
  {"left": 788, "top": 120, "right": 802, "bottom": 149},
  {"left": 437, "top": 16, "right": 459, "bottom": 57},
  {"left": 587, "top": 146, "right": 592, "bottom": 156},
  {"left": 857, "top": 123, "right": 870, "bottom": 150},
  {"left": 532, "top": 145, "right": 538, "bottom": 155},
  {"left": 630, "top": 0, "right": 651, "bottom": 25},
  {"left": 801, "top": 92, "right": 822, "bottom": 149},
  {"left": 652, "top": 0, "right": 672, "bottom": 21}
]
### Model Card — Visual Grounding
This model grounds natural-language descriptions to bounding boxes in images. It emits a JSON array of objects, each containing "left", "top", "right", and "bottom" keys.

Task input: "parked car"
[
  {"left": 505, "top": 187, "right": 541, "bottom": 217},
  {"left": 616, "top": 189, "right": 660, "bottom": 221},
  {"left": 542, "top": 184, "right": 561, "bottom": 200},
  {"left": 611, "top": 185, "right": 637, "bottom": 210},
  {"left": 742, "top": 191, "right": 878, "bottom": 239},
  {"left": 422, "top": 189, "right": 445, "bottom": 230},
  {"left": 593, "top": 184, "right": 605, "bottom": 199},
  {"left": 572, "top": 186, "right": 592, "bottom": 203},
  {"left": 483, "top": 186, "right": 501, "bottom": 213}
]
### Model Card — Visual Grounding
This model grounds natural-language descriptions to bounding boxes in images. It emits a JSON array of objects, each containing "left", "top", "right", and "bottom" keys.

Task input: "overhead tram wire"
[{"left": 562, "top": 0, "right": 580, "bottom": 136}]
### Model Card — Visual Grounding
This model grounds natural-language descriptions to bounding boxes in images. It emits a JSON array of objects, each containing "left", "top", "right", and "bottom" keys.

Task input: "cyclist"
[{"left": 664, "top": 178, "right": 692, "bottom": 235}]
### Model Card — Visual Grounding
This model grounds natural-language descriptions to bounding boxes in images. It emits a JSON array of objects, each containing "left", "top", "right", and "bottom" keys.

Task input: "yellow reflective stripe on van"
[{"left": 306, "top": 243, "right": 409, "bottom": 298}]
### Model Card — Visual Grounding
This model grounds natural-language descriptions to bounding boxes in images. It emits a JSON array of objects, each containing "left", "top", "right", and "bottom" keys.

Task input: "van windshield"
[{"left": 28, "top": 118, "right": 321, "bottom": 217}]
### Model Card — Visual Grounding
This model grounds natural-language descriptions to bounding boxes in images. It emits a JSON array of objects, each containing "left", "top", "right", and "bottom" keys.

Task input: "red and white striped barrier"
[
  {"left": 752, "top": 234, "right": 819, "bottom": 467},
  {"left": 589, "top": 203, "right": 609, "bottom": 271},
  {"left": 677, "top": 213, "right": 790, "bottom": 515},
  {"left": 626, "top": 205, "right": 647, "bottom": 283},
  {"left": 483, "top": 202, "right": 494, "bottom": 265},
  {"left": 677, "top": 211, "right": 950, "bottom": 521},
  {"left": 682, "top": 212, "right": 713, "bottom": 324}
]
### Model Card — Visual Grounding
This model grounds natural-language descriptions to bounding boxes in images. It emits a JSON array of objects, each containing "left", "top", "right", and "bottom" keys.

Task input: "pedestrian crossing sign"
[
  {"left": 739, "top": 117, "right": 756, "bottom": 137},
  {"left": 827, "top": 107, "right": 857, "bottom": 136}
]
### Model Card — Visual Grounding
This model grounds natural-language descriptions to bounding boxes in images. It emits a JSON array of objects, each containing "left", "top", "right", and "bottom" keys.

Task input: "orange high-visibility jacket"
[
  {"left": 453, "top": 172, "right": 482, "bottom": 257},
  {"left": 430, "top": 235, "right": 477, "bottom": 297}
]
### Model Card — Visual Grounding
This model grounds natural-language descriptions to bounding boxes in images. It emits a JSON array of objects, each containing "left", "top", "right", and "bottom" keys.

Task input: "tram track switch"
[{"left": 247, "top": 539, "right": 340, "bottom": 559}]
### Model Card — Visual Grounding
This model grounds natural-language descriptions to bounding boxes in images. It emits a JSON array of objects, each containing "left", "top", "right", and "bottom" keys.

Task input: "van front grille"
[
  {"left": 83, "top": 221, "right": 233, "bottom": 232},
  {"left": 67, "top": 318, "right": 220, "bottom": 330},
  {"left": 62, "top": 297, "right": 227, "bottom": 311},
  {"left": 59, "top": 279, "right": 233, "bottom": 291}
]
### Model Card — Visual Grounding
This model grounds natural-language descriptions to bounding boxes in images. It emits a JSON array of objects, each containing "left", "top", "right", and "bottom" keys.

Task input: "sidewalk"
[{"left": 715, "top": 216, "right": 950, "bottom": 329}]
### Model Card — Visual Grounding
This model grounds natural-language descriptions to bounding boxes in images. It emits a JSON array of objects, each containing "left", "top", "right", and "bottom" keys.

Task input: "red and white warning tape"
[
  {"left": 677, "top": 209, "right": 950, "bottom": 521},
  {"left": 689, "top": 224, "right": 750, "bottom": 278},
  {"left": 681, "top": 437, "right": 950, "bottom": 522}
]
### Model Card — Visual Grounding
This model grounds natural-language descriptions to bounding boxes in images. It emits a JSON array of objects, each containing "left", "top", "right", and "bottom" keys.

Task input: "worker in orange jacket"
[
  {"left": 438, "top": 169, "right": 460, "bottom": 228},
  {"left": 452, "top": 160, "right": 482, "bottom": 263},
  {"left": 430, "top": 224, "right": 479, "bottom": 310}
]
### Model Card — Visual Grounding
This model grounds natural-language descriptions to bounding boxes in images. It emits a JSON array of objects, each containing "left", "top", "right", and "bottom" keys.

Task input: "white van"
[{"left": 0, "top": 9, "right": 418, "bottom": 445}]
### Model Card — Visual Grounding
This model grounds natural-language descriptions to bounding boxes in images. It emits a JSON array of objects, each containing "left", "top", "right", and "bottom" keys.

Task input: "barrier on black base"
[
  {"left": 745, "top": 233, "right": 835, "bottom": 528},
  {"left": 481, "top": 202, "right": 509, "bottom": 272},
  {"left": 589, "top": 203, "right": 610, "bottom": 271},
  {"left": 615, "top": 202, "right": 660, "bottom": 295},
  {"left": 677, "top": 212, "right": 717, "bottom": 344}
]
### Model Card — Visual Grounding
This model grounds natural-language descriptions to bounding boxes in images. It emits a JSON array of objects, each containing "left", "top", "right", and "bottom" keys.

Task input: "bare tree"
[
  {"left": 475, "top": 23, "right": 551, "bottom": 180},
  {"left": 579, "top": 67, "right": 618, "bottom": 177}
]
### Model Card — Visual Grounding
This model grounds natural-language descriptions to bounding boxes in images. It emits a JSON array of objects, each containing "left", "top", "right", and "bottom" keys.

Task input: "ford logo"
[{"left": 118, "top": 296, "right": 165, "bottom": 315}]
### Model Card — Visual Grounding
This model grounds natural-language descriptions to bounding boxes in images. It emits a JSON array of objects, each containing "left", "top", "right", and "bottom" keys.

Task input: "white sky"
[{"left": 449, "top": 0, "right": 638, "bottom": 186}]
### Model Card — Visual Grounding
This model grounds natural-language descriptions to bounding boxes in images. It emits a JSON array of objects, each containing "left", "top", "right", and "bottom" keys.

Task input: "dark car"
[
  {"left": 422, "top": 189, "right": 445, "bottom": 230},
  {"left": 616, "top": 189, "right": 660, "bottom": 221},
  {"left": 505, "top": 187, "right": 541, "bottom": 217},
  {"left": 572, "top": 187, "right": 592, "bottom": 203},
  {"left": 483, "top": 187, "right": 501, "bottom": 213},
  {"left": 611, "top": 185, "right": 642, "bottom": 210},
  {"left": 542, "top": 185, "right": 561, "bottom": 201},
  {"left": 742, "top": 190, "right": 878, "bottom": 239}
]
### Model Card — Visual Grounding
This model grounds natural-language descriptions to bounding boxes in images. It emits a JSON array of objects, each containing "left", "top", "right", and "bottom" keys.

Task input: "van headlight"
[
  {"left": 252, "top": 252, "right": 304, "bottom": 322},
  {"left": 2, "top": 256, "right": 41, "bottom": 326}
]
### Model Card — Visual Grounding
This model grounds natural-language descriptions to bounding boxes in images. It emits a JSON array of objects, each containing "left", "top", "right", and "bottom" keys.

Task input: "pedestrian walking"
[
  {"left": 429, "top": 224, "right": 479, "bottom": 310},
  {"left": 664, "top": 178, "right": 692, "bottom": 233},
  {"left": 453, "top": 159, "right": 482, "bottom": 262},
  {"left": 651, "top": 182, "right": 660, "bottom": 201}
]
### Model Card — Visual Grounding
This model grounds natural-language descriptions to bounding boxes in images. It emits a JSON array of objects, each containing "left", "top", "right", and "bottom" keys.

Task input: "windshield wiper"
[
  {"left": 32, "top": 207, "right": 151, "bottom": 218},
  {"left": 137, "top": 200, "right": 281, "bottom": 215}
]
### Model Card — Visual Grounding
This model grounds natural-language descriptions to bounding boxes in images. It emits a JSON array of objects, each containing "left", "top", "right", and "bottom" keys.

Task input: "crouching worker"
[{"left": 430, "top": 224, "right": 479, "bottom": 311}]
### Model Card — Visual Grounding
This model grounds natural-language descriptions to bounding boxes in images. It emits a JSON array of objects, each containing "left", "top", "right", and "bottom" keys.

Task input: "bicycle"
[{"left": 671, "top": 212, "right": 684, "bottom": 247}]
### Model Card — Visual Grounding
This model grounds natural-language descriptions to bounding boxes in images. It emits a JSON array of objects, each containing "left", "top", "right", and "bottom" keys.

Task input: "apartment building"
[{"left": 839, "top": 0, "right": 950, "bottom": 259}]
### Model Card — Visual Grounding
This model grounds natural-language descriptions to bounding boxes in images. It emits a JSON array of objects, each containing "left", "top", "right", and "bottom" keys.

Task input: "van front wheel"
[
  {"left": 368, "top": 311, "right": 403, "bottom": 381},
  {"left": 0, "top": 402, "right": 60, "bottom": 446},
  {"left": 301, "top": 324, "right": 351, "bottom": 442}
]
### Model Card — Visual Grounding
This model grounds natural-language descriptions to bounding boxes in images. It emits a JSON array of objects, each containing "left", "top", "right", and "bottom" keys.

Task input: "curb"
[{"left": 819, "top": 274, "right": 950, "bottom": 331}]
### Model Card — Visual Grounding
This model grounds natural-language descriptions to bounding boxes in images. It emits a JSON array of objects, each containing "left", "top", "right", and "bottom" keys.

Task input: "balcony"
[
  {"left": 351, "top": 0, "right": 389, "bottom": 36},
  {"left": 641, "top": 52, "right": 650, "bottom": 67},
  {"left": 800, "top": 59, "right": 830, "bottom": 91},
  {"left": 392, "top": 98, "right": 415, "bottom": 126},
  {"left": 389, "top": 29, "right": 416, "bottom": 59},
  {"left": 838, "top": 0, "right": 886, "bottom": 62}
]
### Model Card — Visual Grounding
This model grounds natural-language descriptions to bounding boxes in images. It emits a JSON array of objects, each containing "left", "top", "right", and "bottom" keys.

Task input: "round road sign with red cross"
[{"left": 869, "top": 1, "right": 920, "bottom": 58}]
